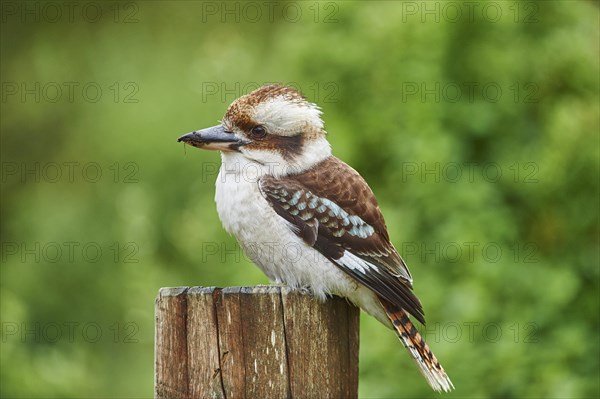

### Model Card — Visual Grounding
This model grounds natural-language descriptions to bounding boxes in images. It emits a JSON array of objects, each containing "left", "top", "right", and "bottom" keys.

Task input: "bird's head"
[{"left": 178, "top": 84, "right": 331, "bottom": 176}]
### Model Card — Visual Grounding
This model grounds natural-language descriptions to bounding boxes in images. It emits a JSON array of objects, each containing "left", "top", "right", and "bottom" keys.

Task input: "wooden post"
[{"left": 155, "top": 286, "right": 360, "bottom": 399}]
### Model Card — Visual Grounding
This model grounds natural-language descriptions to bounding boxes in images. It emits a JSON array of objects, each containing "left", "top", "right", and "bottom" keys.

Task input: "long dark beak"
[{"left": 177, "top": 125, "right": 248, "bottom": 152}]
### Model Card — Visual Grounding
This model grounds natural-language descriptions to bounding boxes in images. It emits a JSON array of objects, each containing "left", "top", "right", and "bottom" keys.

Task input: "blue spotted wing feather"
[{"left": 259, "top": 156, "right": 425, "bottom": 324}]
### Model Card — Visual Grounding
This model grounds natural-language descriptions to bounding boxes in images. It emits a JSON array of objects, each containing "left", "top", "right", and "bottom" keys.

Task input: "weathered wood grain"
[
  {"left": 155, "top": 287, "right": 190, "bottom": 399},
  {"left": 281, "top": 287, "right": 360, "bottom": 398},
  {"left": 186, "top": 287, "right": 225, "bottom": 398},
  {"left": 155, "top": 286, "right": 360, "bottom": 399}
]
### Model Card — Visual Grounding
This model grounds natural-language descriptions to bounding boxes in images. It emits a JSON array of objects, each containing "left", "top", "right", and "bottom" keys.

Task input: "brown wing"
[{"left": 259, "top": 156, "right": 425, "bottom": 324}]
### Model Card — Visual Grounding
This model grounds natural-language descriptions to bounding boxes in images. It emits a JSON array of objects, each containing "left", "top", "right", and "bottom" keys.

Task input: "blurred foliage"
[{"left": 1, "top": 1, "right": 598, "bottom": 398}]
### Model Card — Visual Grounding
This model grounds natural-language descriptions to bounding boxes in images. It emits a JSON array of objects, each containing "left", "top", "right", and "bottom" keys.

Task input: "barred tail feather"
[{"left": 380, "top": 299, "right": 454, "bottom": 393}]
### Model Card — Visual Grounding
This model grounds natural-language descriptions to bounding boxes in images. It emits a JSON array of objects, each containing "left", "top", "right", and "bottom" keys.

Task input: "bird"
[{"left": 178, "top": 84, "right": 454, "bottom": 392}]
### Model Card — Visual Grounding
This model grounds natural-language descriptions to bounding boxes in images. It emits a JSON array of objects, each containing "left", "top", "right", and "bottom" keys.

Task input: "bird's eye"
[{"left": 250, "top": 125, "right": 267, "bottom": 139}]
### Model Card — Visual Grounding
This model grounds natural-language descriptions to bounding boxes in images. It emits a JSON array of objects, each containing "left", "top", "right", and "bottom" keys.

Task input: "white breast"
[{"left": 213, "top": 152, "right": 389, "bottom": 325}]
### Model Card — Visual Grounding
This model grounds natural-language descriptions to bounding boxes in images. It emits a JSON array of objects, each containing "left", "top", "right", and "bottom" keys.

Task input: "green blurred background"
[{"left": 1, "top": 1, "right": 598, "bottom": 398}]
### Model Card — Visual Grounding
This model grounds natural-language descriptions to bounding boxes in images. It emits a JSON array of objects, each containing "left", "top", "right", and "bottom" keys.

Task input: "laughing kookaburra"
[{"left": 178, "top": 84, "right": 454, "bottom": 392}]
